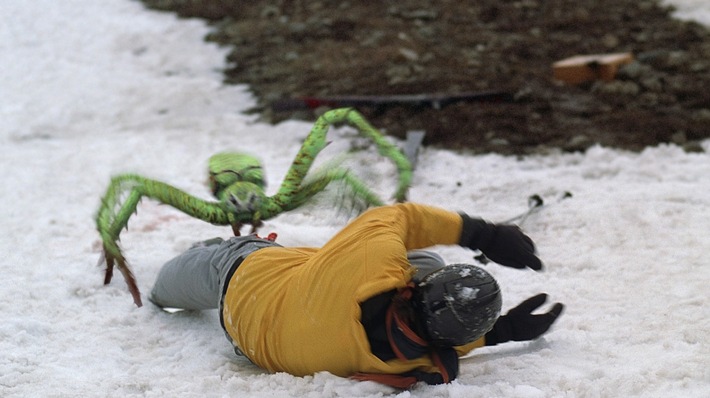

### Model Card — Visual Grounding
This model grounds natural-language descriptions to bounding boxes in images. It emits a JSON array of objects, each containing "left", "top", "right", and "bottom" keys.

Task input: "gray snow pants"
[
  {"left": 149, "top": 237, "right": 446, "bottom": 312},
  {"left": 149, "top": 236, "right": 279, "bottom": 311}
]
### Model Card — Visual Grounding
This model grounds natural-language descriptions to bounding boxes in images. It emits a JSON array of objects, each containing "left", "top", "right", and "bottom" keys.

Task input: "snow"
[
  {"left": 1, "top": 1, "right": 708, "bottom": 397},
  {"left": 458, "top": 287, "right": 480, "bottom": 301}
]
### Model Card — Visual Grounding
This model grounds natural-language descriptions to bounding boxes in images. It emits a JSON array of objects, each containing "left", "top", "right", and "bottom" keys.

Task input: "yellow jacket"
[{"left": 222, "top": 203, "right": 484, "bottom": 378}]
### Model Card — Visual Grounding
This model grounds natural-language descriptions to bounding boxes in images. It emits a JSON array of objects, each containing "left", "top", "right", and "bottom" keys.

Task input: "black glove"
[
  {"left": 459, "top": 214, "right": 543, "bottom": 270},
  {"left": 485, "top": 293, "right": 564, "bottom": 346}
]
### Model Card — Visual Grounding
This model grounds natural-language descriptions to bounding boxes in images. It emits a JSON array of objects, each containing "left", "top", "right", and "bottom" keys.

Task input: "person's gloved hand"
[
  {"left": 459, "top": 215, "right": 543, "bottom": 270},
  {"left": 485, "top": 293, "right": 564, "bottom": 346}
]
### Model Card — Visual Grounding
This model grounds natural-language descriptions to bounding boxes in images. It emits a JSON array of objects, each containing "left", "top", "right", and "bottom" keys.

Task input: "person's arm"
[
  {"left": 453, "top": 336, "right": 486, "bottom": 357},
  {"left": 387, "top": 202, "right": 463, "bottom": 249},
  {"left": 355, "top": 203, "right": 543, "bottom": 270},
  {"left": 484, "top": 294, "right": 564, "bottom": 346},
  {"left": 459, "top": 214, "right": 543, "bottom": 271},
  {"left": 453, "top": 294, "right": 564, "bottom": 355}
]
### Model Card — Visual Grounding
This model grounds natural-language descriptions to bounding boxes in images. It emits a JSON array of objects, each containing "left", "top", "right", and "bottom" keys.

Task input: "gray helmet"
[{"left": 413, "top": 264, "right": 502, "bottom": 346}]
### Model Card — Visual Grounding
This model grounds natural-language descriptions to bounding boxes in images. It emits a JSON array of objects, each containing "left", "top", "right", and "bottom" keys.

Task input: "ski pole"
[
  {"left": 473, "top": 191, "right": 572, "bottom": 265},
  {"left": 503, "top": 191, "right": 572, "bottom": 226}
]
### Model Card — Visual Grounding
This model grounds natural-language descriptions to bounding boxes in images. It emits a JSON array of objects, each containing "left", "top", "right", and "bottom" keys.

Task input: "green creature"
[{"left": 96, "top": 108, "right": 412, "bottom": 306}]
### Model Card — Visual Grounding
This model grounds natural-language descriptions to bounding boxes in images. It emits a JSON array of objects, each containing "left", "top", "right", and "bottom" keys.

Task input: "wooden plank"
[{"left": 553, "top": 53, "right": 634, "bottom": 84}]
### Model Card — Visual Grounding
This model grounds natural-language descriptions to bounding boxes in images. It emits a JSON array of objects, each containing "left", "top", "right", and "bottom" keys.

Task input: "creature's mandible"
[{"left": 95, "top": 108, "right": 412, "bottom": 306}]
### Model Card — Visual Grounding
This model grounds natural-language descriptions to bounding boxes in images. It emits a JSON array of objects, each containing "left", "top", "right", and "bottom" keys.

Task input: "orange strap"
[
  {"left": 253, "top": 232, "right": 278, "bottom": 241},
  {"left": 351, "top": 284, "right": 458, "bottom": 388}
]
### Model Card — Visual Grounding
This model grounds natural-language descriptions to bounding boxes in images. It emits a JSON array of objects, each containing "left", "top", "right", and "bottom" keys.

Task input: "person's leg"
[
  {"left": 149, "top": 236, "right": 281, "bottom": 311},
  {"left": 408, "top": 250, "right": 446, "bottom": 282},
  {"left": 149, "top": 238, "right": 226, "bottom": 310}
]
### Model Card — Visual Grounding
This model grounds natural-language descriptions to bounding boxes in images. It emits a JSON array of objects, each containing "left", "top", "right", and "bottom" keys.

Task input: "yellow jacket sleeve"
[
  {"left": 454, "top": 337, "right": 486, "bottom": 357},
  {"left": 343, "top": 202, "right": 464, "bottom": 250}
]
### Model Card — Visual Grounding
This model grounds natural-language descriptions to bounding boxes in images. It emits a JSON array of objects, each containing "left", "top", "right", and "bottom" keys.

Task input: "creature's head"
[
  {"left": 219, "top": 183, "right": 268, "bottom": 216},
  {"left": 412, "top": 264, "right": 502, "bottom": 347},
  {"left": 208, "top": 152, "right": 265, "bottom": 197}
]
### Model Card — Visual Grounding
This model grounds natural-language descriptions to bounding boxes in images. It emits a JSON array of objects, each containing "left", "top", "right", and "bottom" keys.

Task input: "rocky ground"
[{"left": 141, "top": 0, "right": 710, "bottom": 155}]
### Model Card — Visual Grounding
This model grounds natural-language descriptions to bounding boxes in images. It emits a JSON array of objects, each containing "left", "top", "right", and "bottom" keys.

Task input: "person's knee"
[
  {"left": 189, "top": 237, "right": 225, "bottom": 249},
  {"left": 148, "top": 245, "right": 223, "bottom": 310}
]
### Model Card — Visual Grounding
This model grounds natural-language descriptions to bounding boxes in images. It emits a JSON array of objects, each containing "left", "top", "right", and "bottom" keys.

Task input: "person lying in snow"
[{"left": 149, "top": 202, "right": 564, "bottom": 388}]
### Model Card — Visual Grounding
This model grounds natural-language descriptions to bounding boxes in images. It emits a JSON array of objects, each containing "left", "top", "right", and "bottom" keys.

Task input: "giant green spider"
[{"left": 96, "top": 108, "right": 412, "bottom": 306}]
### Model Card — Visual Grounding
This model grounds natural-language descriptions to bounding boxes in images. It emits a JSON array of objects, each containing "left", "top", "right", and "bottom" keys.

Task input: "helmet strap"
[
  {"left": 385, "top": 284, "right": 459, "bottom": 384},
  {"left": 386, "top": 284, "right": 429, "bottom": 360},
  {"left": 351, "top": 285, "right": 459, "bottom": 388}
]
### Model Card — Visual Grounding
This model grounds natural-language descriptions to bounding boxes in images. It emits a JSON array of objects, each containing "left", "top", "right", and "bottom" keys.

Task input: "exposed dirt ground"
[{"left": 141, "top": 0, "right": 710, "bottom": 155}]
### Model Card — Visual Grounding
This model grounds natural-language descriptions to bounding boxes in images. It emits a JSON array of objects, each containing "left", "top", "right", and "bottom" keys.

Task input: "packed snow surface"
[{"left": 1, "top": 1, "right": 708, "bottom": 397}]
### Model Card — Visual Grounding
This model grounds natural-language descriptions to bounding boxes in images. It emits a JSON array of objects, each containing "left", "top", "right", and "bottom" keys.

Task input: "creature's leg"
[
  {"left": 325, "top": 108, "right": 412, "bottom": 202},
  {"left": 96, "top": 182, "right": 144, "bottom": 305},
  {"left": 283, "top": 167, "right": 385, "bottom": 213},
  {"left": 96, "top": 174, "right": 234, "bottom": 306},
  {"left": 262, "top": 108, "right": 412, "bottom": 218},
  {"left": 97, "top": 175, "right": 234, "bottom": 257}
]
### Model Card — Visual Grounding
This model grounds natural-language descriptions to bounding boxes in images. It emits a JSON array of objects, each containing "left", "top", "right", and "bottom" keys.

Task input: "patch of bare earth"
[{"left": 141, "top": 0, "right": 710, "bottom": 155}]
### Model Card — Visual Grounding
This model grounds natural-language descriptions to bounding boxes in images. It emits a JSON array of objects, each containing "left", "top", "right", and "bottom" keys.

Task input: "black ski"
[{"left": 271, "top": 91, "right": 514, "bottom": 112}]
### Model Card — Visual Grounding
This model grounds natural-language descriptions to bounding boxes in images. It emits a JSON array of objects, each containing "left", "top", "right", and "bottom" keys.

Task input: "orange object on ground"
[{"left": 552, "top": 53, "right": 634, "bottom": 84}]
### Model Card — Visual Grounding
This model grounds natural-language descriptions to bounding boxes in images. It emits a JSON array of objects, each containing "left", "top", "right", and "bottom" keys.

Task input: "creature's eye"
[
  {"left": 227, "top": 192, "right": 261, "bottom": 212},
  {"left": 246, "top": 192, "right": 263, "bottom": 211},
  {"left": 228, "top": 194, "right": 246, "bottom": 211}
]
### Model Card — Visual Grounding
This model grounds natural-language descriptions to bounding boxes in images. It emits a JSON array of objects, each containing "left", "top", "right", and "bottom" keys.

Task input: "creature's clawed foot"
[
  {"left": 249, "top": 220, "right": 264, "bottom": 234},
  {"left": 101, "top": 247, "right": 143, "bottom": 307},
  {"left": 231, "top": 222, "right": 243, "bottom": 236},
  {"left": 232, "top": 220, "right": 264, "bottom": 236}
]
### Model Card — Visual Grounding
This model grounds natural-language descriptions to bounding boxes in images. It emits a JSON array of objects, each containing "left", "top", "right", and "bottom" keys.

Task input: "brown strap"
[
  {"left": 386, "top": 298, "right": 428, "bottom": 361},
  {"left": 430, "top": 349, "right": 452, "bottom": 383}
]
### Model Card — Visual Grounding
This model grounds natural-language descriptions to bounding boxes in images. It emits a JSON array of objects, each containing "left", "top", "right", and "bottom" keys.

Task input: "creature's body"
[{"left": 96, "top": 108, "right": 412, "bottom": 306}]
